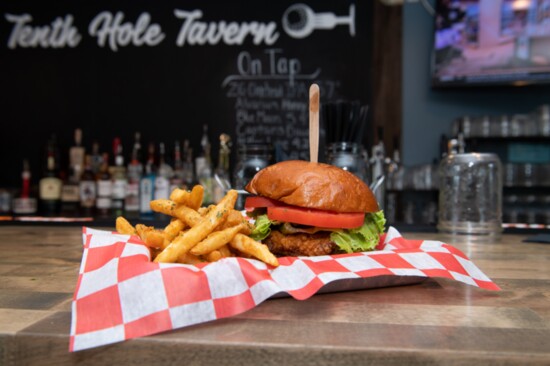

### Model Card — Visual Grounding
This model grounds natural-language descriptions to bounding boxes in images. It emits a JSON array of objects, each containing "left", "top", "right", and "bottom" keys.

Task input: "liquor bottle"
[
  {"left": 213, "top": 134, "right": 231, "bottom": 203},
  {"left": 79, "top": 154, "right": 96, "bottom": 216},
  {"left": 13, "top": 159, "right": 37, "bottom": 215},
  {"left": 386, "top": 149, "right": 402, "bottom": 191},
  {"left": 155, "top": 142, "right": 173, "bottom": 200},
  {"left": 39, "top": 135, "right": 63, "bottom": 216},
  {"left": 140, "top": 142, "right": 156, "bottom": 215},
  {"left": 96, "top": 153, "right": 112, "bottom": 218},
  {"left": 111, "top": 138, "right": 127, "bottom": 217},
  {"left": 90, "top": 140, "right": 103, "bottom": 175},
  {"left": 60, "top": 178, "right": 80, "bottom": 215},
  {"left": 385, "top": 150, "right": 401, "bottom": 225},
  {"left": 126, "top": 133, "right": 143, "bottom": 214},
  {"left": 182, "top": 139, "right": 195, "bottom": 189},
  {"left": 369, "top": 141, "right": 386, "bottom": 212},
  {"left": 170, "top": 140, "right": 185, "bottom": 192},
  {"left": 61, "top": 129, "right": 85, "bottom": 215},
  {"left": 69, "top": 128, "right": 85, "bottom": 181},
  {"left": 196, "top": 124, "right": 213, "bottom": 204}
]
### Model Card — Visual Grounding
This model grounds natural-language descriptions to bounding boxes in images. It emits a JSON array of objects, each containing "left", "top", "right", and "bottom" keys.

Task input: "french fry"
[
  {"left": 136, "top": 224, "right": 166, "bottom": 248},
  {"left": 150, "top": 199, "right": 177, "bottom": 216},
  {"left": 188, "top": 185, "right": 205, "bottom": 210},
  {"left": 116, "top": 216, "right": 136, "bottom": 235},
  {"left": 219, "top": 209, "right": 254, "bottom": 235},
  {"left": 177, "top": 252, "right": 204, "bottom": 265},
  {"left": 135, "top": 224, "right": 148, "bottom": 240},
  {"left": 170, "top": 188, "right": 191, "bottom": 205},
  {"left": 198, "top": 205, "right": 215, "bottom": 216},
  {"left": 206, "top": 250, "right": 223, "bottom": 262},
  {"left": 164, "top": 219, "right": 186, "bottom": 241},
  {"left": 154, "top": 190, "right": 238, "bottom": 263},
  {"left": 218, "top": 244, "right": 233, "bottom": 258},
  {"left": 170, "top": 185, "right": 204, "bottom": 210},
  {"left": 174, "top": 205, "right": 202, "bottom": 227},
  {"left": 229, "top": 233, "right": 279, "bottom": 267},
  {"left": 150, "top": 199, "right": 202, "bottom": 227},
  {"left": 190, "top": 224, "right": 244, "bottom": 256}
]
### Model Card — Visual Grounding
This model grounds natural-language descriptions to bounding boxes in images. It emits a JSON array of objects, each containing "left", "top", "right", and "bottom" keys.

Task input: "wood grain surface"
[{"left": 1, "top": 225, "right": 549, "bottom": 365}]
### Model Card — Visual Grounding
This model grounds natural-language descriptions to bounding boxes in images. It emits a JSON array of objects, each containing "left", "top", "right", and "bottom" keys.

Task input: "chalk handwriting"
[
  {"left": 222, "top": 49, "right": 320, "bottom": 87},
  {"left": 4, "top": 4, "right": 354, "bottom": 51},
  {"left": 89, "top": 11, "right": 164, "bottom": 52},
  {"left": 5, "top": 13, "right": 81, "bottom": 49},
  {"left": 174, "top": 9, "right": 279, "bottom": 46}
]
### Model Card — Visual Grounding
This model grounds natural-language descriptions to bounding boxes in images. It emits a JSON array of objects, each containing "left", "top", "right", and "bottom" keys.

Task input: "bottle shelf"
[
  {"left": 464, "top": 136, "right": 550, "bottom": 143},
  {"left": 0, "top": 214, "right": 170, "bottom": 227}
]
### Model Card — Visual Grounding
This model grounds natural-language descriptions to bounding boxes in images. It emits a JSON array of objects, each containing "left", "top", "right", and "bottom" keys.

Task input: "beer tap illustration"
[{"left": 282, "top": 3, "right": 356, "bottom": 39}]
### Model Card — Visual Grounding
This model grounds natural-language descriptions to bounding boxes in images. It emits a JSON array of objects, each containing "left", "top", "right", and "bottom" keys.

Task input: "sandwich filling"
[{"left": 248, "top": 205, "right": 386, "bottom": 255}]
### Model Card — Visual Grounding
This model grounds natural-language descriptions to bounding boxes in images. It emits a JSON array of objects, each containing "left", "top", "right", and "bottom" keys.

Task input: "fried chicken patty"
[{"left": 263, "top": 230, "right": 336, "bottom": 257}]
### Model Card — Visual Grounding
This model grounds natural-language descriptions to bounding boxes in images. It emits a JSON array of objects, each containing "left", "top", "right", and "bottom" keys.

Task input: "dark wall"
[{"left": 0, "top": 1, "right": 374, "bottom": 188}]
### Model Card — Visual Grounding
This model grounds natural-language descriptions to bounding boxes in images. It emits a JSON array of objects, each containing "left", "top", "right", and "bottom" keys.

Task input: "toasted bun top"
[{"left": 245, "top": 160, "right": 379, "bottom": 213}]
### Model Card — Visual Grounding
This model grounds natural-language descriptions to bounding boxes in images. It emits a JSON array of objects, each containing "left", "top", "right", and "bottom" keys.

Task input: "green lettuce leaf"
[
  {"left": 330, "top": 211, "right": 386, "bottom": 253},
  {"left": 250, "top": 214, "right": 274, "bottom": 241}
]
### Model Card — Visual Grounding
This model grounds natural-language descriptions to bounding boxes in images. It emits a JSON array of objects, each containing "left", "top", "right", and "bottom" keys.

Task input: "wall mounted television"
[{"left": 432, "top": 0, "right": 550, "bottom": 87}]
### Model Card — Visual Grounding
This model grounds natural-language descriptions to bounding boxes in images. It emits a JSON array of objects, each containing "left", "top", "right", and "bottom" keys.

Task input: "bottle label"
[
  {"left": 79, "top": 181, "right": 96, "bottom": 207},
  {"left": 140, "top": 178, "right": 154, "bottom": 213},
  {"left": 97, "top": 180, "right": 113, "bottom": 197},
  {"left": 40, "top": 177, "right": 62, "bottom": 200},
  {"left": 112, "top": 199, "right": 124, "bottom": 209},
  {"left": 0, "top": 191, "right": 11, "bottom": 212},
  {"left": 125, "top": 182, "right": 139, "bottom": 211},
  {"left": 112, "top": 180, "right": 127, "bottom": 199},
  {"left": 61, "top": 184, "right": 80, "bottom": 203},
  {"left": 96, "top": 197, "right": 112, "bottom": 209},
  {"left": 154, "top": 176, "right": 170, "bottom": 200},
  {"left": 70, "top": 147, "right": 85, "bottom": 169},
  {"left": 13, "top": 197, "right": 37, "bottom": 214}
]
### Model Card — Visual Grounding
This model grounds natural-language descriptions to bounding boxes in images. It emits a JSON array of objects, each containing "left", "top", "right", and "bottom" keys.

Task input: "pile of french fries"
[{"left": 116, "top": 185, "right": 279, "bottom": 267}]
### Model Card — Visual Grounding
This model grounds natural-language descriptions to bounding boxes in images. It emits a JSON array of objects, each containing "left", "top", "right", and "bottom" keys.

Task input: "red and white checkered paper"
[{"left": 70, "top": 226, "right": 500, "bottom": 352}]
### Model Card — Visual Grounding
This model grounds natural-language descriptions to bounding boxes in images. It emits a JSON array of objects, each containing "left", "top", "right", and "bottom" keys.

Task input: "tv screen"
[{"left": 432, "top": 0, "right": 550, "bottom": 87}]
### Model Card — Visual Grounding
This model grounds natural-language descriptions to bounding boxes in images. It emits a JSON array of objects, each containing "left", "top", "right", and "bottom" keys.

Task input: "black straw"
[{"left": 322, "top": 101, "right": 369, "bottom": 145}]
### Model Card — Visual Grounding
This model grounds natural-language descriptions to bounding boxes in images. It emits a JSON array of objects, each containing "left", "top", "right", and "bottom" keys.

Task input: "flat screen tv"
[{"left": 432, "top": 0, "right": 550, "bottom": 87}]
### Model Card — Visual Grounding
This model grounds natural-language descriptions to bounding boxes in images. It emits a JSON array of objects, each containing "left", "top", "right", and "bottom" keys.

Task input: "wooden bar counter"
[{"left": 1, "top": 225, "right": 550, "bottom": 365}]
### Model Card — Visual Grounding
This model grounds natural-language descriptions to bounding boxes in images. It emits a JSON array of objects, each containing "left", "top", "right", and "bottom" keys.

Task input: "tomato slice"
[
  {"left": 244, "top": 196, "right": 283, "bottom": 211},
  {"left": 267, "top": 206, "right": 364, "bottom": 229}
]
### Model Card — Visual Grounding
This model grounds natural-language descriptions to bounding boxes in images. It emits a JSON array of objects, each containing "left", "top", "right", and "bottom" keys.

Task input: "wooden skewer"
[{"left": 309, "top": 84, "right": 320, "bottom": 163}]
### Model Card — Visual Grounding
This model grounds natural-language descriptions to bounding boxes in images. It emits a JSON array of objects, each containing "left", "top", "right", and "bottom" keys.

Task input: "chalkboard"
[{"left": 0, "top": 1, "right": 373, "bottom": 188}]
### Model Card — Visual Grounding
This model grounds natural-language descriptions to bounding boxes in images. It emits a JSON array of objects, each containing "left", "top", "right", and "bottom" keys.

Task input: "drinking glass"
[
  {"left": 438, "top": 153, "right": 502, "bottom": 237},
  {"left": 326, "top": 142, "right": 367, "bottom": 182},
  {"left": 232, "top": 144, "right": 273, "bottom": 209}
]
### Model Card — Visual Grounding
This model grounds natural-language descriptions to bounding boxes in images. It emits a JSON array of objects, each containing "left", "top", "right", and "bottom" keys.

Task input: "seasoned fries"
[
  {"left": 230, "top": 233, "right": 279, "bottom": 267},
  {"left": 117, "top": 185, "right": 279, "bottom": 267},
  {"left": 169, "top": 185, "right": 204, "bottom": 210},
  {"left": 116, "top": 216, "right": 136, "bottom": 235},
  {"left": 164, "top": 219, "right": 186, "bottom": 242},
  {"left": 154, "top": 190, "right": 237, "bottom": 263},
  {"left": 136, "top": 224, "right": 166, "bottom": 249},
  {"left": 190, "top": 224, "right": 245, "bottom": 256}
]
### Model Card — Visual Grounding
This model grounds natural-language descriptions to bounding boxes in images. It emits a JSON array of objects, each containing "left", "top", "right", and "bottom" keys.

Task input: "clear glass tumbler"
[
  {"left": 326, "top": 142, "right": 367, "bottom": 182},
  {"left": 437, "top": 153, "right": 502, "bottom": 237},
  {"left": 232, "top": 144, "right": 273, "bottom": 209}
]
